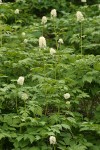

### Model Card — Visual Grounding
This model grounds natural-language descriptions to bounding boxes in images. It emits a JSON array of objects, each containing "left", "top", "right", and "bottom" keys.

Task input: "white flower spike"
[
  {"left": 66, "top": 101, "right": 70, "bottom": 105},
  {"left": 24, "top": 39, "right": 28, "bottom": 44},
  {"left": 0, "top": 0, "right": 2, "bottom": 4},
  {"left": 50, "top": 48, "right": 56, "bottom": 56},
  {"left": 64, "top": 93, "right": 70, "bottom": 99},
  {"left": 22, "top": 32, "right": 26, "bottom": 37},
  {"left": 39, "top": 36, "right": 46, "bottom": 48},
  {"left": 14, "top": 9, "right": 20, "bottom": 14},
  {"left": 41, "top": 16, "right": 47, "bottom": 24},
  {"left": 76, "top": 11, "right": 84, "bottom": 22},
  {"left": 58, "top": 38, "right": 64, "bottom": 44},
  {"left": 49, "top": 136, "right": 56, "bottom": 145},
  {"left": 17, "top": 76, "right": 24, "bottom": 85},
  {"left": 21, "top": 93, "right": 28, "bottom": 100},
  {"left": 51, "top": 9, "right": 57, "bottom": 18},
  {"left": 81, "top": 0, "right": 86, "bottom": 2}
]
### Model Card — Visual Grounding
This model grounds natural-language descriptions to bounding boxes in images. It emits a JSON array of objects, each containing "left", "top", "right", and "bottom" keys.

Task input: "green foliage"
[{"left": 0, "top": 1, "right": 100, "bottom": 150}]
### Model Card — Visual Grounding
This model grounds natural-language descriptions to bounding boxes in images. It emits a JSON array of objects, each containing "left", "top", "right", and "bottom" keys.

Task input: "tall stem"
[
  {"left": 80, "top": 22, "right": 83, "bottom": 56},
  {"left": 42, "top": 25, "right": 44, "bottom": 36},
  {"left": 16, "top": 94, "right": 18, "bottom": 113},
  {"left": 53, "top": 145, "right": 56, "bottom": 150},
  {"left": 53, "top": 18, "right": 58, "bottom": 50},
  {"left": 1, "top": 31, "right": 2, "bottom": 47},
  {"left": 52, "top": 18, "right": 58, "bottom": 80},
  {"left": 55, "top": 55, "right": 57, "bottom": 80}
]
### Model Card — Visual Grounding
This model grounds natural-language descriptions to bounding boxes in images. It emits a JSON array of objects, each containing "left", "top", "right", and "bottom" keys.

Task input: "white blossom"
[
  {"left": 66, "top": 101, "right": 70, "bottom": 105},
  {"left": 64, "top": 93, "right": 70, "bottom": 99},
  {"left": 50, "top": 48, "right": 56, "bottom": 56},
  {"left": 41, "top": 16, "right": 47, "bottom": 24},
  {"left": 24, "top": 39, "right": 28, "bottom": 44},
  {"left": 58, "top": 38, "right": 64, "bottom": 44},
  {"left": 14, "top": 9, "right": 19, "bottom": 14},
  {"left": 76, "top": 11, "right": 84, "bottom": 22},
  {"left": 49, "top": 136, "right": 56, "bottom": 145},
  {"left": 0, "top": 0, "right": 2, "bottom": 4},
  {"left": 21, "top": 93, "right": 28, "bottom": 100},
  {"left": 17, "top": 76, "right": 24, "bottom": 85},
  {"left": 39, "top": 36, "right": 46, "bottom": 48},
  {"left": 51, "top": 9, "right": 57, "bottom": 18},
  {"left": 98, "top": 4, "right": 100, "bottom": 10},
  {"left": 22, "top": 32, "right": 26, "bottom": 37},
  {"left": 81, "top": 0, "right": 86, "bottom": 2}
]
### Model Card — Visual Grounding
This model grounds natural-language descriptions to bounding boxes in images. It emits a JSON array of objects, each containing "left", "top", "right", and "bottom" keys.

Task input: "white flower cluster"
[
  {"left": 24, "top": 39, "right": 28, "bottom": 44},
  {"left": 22, "top": 32, "right": 26, "bottom": 37},
  {"left": 41, "top": 16, "right": 47, "bottom": 24},
  {"left": 51, "top": 9, "right": 57, "bottom": 18},
  {"left": 66, "top": 101, "right": 70, "bottom": 105},
  {"left": 76, "top": 11, "right": 84, "bottom": 22},
  {"left": 0, "top": 0, "right": 2, "bottom": 4},
  {"left": 98, "top": 4, "right": 100, "bottom": 10},
  {"left": 50, "top": 48, "right": 56, "bottom": 56},
  {"left": 39, "top": 36, "right": 46, "bottom": 48},
  {"left": 81, "top": 0, "right": 86, "bottom": 2},
  {"left": 58, "top": 38, "right": 64, "bottom": 44},
  {"left": 49, "top": 136, "right": 56, "bottom": 145},
  {"left": 17, "top": 76, "right": 24, "bottom": 85},
  {"left": 14, "top": 9, "right": 19, "bottom": 14},
  {"left": 64, "top": 93, "right": 70, "bottom": 99},
  {"left": 21, "top": 93, "right": 28, "bottom": 100}
]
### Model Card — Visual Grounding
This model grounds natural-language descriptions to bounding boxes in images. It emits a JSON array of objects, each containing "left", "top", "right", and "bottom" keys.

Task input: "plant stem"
[
  {"left": 54, "top": 55, "right": 57, "bottom": 80},
  {"left": 1, "top": 31, "right": 2, "bottom": 47},
  {"left": 16, "top": 95, "right": 18, "bottom": 113},
  {"left": 42, "top": 25, "right": 44, "bottom": 36},
  {"left": 53, "top": 145, "right": 56, "bottom": 150},
  {"left": 80, "top": 22, "right": 83, "bottom": 56},
  {"left": 53, "top": 18, "right": 58, "bottom": 50}
]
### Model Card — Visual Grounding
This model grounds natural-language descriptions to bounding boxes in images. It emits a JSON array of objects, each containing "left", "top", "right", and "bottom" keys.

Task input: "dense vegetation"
[{"left": 0, "top": 0, "right": 100, "bottom": 150}]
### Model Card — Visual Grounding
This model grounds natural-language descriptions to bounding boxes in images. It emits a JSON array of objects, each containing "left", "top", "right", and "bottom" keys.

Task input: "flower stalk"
[{"left": 80, "top": 22, "right": 83, "bottom": 56}]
